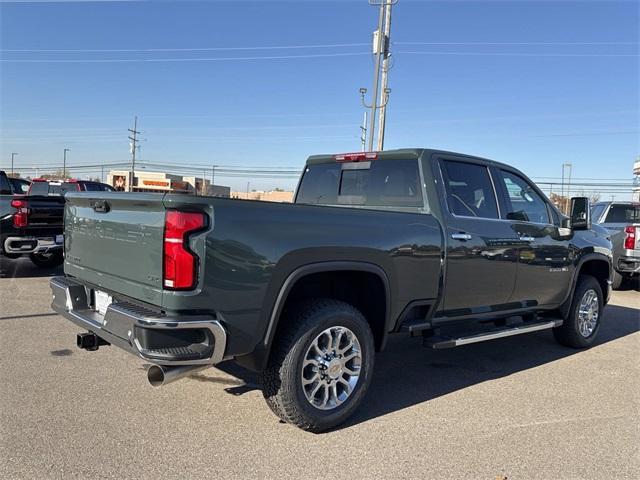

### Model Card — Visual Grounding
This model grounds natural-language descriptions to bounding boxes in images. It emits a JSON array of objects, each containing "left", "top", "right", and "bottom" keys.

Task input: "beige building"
[
  {"left": 231, "top": 190, "right": 294, "bottom": 203},
  {"left": 108, "top": 170, "right": 229, "bottom": 197}
]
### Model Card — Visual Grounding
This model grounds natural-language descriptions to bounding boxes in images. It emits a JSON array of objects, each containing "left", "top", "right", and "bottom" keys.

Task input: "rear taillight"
[
  {"left": 163, "top": 210, "right": 206, "bottom": 290},
  {"left": 624, "top": 226, "right": 637, "bottom": 250},
  {"left": 11, "top": 198, "right": 29, "bottom": 228}
]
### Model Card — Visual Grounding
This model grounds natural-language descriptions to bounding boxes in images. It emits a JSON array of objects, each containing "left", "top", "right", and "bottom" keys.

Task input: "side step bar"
[{"left": 424, "top": 319, "right": 563, "bottom": 349}]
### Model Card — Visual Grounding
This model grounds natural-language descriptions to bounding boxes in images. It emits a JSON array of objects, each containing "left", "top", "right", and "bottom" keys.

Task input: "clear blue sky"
[{"left": 1, "top": 0, "right": 638, "bottom": 194}]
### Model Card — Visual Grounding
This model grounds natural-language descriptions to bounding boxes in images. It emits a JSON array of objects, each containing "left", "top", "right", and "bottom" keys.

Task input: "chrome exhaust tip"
[{"left": 147, "top": 364, "right": 209, "bottom": 387}]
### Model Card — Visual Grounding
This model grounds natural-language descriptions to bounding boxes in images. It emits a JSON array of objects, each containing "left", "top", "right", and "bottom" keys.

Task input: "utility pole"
[
  {"left": 10, "top": 153, "right": 18, "bottom": 176},
  {"left": 562, "top": 163, "right": 573, "bottom": 213},
  {"left": 128, "top": 116, "right": 140, "bottom": 192},
  {"left": 211, "top": 165, "right": 216, "bottom": 196},
  {"left": 367, "top": 2, "right": 385, "bottom": 152},
  {"left": 360, "top": 1, "right": 396, "bottom": 151},
  {"left": 376, "top": 0, "right": 394, "bottom": 151},
  {"left": 63, "top": 148, "right": 70, "bottom": 178},
  {"left": 360, "top": 112, "right": 367, "bottom": 151}
]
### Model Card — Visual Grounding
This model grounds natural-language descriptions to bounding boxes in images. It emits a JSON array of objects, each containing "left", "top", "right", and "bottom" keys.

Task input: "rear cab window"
[
  {"left": 605, "top": 204, "right": 640, "bottom": 223},
  {"left": 296, "top": 157, "right": 425, "bottom": 213},
  {"left": 28, "top": 182, "right": 51, "bottom": 195}
]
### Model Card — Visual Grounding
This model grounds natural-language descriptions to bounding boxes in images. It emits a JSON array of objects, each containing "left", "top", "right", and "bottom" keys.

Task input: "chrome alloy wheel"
[
  {"left": 577, "top": 288, "right": 599, "bottom": 338},
  {"left": 301, "top": 326, "right": 362, "bottom": 411}
]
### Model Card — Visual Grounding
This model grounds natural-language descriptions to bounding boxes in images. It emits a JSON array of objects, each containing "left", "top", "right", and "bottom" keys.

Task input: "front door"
[
  {"left": 437, "top": 158, "right": 520, "bottom": 314},
  {"left": 493, "top": 168, "right": 573, "bottom": 307}
]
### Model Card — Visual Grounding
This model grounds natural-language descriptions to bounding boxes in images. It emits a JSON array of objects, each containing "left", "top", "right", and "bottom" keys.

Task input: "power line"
[
  {"left": 3, "top": 41, "right": 633, "bottom": 53},
  {"left": 395, "top": 41, "right": 638, "bottom": 46},
  {"left": 399, "top": 50, "right": 638, "bottom": 57},
  {"left": 0, "top": 52, "right": 370, "bottom": 63},
  {"left": 0, "top": 42, "right": 370, "bottom": 53}
]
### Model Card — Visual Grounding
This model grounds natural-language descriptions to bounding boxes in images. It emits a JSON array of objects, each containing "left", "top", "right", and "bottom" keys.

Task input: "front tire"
[
  {"left": 29, "top": 251, "right": 63, "bottom": 268},
  {"left": 261, "top": 299, "right": 375, "bottom": 433},
  {"left": 553, "top": 275, "right": 603, "bottom": 348}
]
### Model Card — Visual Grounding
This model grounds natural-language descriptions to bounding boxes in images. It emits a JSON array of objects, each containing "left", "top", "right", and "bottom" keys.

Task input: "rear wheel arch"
[
  {"left": 561, "top": 255, "right": 611, "bottom": 318},
  {"left": 264, "top": 262, "right": 391, "bottom": 358}
]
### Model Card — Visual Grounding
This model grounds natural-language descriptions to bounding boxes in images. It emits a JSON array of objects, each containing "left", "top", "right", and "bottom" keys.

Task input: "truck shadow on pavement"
[
  {"left": 0, "top": 257, "right": 62, "bottom": 279},
  {"left": 216, "top": 303, "right": 639, "bottom": 431}
]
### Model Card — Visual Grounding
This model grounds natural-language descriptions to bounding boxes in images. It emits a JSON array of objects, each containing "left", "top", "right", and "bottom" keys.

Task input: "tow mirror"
[{"left": 569, "top": 197, "right": 590, "bottom": 230}]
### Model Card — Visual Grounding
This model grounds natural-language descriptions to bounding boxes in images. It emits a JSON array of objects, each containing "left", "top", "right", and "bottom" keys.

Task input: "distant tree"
[
  {"left": 274, "top": 187, "right": 284, "bottom": 192},
  {"left": 7, "top": 172, "right": 21, "bottom": 178},
  {"left": 39, "top": 169, "right": 69, "bottom": 180}
]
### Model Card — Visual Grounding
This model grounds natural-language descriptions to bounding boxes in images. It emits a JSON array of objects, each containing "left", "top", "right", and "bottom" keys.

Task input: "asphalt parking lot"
[{"left": 1, "top": 258, "right": 638, "bottom": 479}]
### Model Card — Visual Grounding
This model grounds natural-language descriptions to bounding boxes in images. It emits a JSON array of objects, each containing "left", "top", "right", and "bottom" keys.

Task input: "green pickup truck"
[{"left": 50, "top": 148, "right": 613, "bottom": 432}]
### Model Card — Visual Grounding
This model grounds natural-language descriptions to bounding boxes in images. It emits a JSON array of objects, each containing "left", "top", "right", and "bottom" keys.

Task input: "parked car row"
[{"left": 0, "top": 172, "right": 114, "bottom": 269}]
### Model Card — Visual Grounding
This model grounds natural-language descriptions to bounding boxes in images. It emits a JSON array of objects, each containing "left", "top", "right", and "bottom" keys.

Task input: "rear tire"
[
  {"left": 553, "top": 275, "right": 603, "bottom": 349},
  {"left": 261, "top": 298, "right": 375, "bottom": 433},
  {"left": 29, "top": 251, "right": 63, "bottom": 268}
]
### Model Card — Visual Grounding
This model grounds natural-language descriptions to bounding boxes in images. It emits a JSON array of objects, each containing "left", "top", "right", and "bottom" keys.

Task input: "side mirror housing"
[{"left": 570, "top": 197, "right": 591, "bottom": 230}]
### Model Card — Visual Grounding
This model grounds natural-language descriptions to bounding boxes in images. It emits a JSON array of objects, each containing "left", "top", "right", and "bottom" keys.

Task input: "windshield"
[{"left": 296, "top": 159, "right": 424, "bottom": 212}]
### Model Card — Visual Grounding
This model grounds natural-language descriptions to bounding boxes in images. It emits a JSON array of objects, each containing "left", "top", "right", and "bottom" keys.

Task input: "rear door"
[
  {"left": 63, "top": 192, "right": 166, "bottom": 306},
  {"left": 493, "top": 167, "right": 573, "bottom": 307},
  {"left": 436, "top": 157, "right": 520, "bottom": 314}
]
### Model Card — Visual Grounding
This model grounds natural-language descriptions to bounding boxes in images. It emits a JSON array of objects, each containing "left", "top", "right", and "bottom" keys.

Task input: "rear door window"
[
  {"left": 83, "top": 182, "right": 102, "bottom": 191},
  {"left": 297, "top": 158, "right": 424, "bottom": 211},
  {"left": 11, "top": 179, "right": 30, "bottom": 194},
  {"left": 440, "top": 160, "right": 499, "bottom": 219}
]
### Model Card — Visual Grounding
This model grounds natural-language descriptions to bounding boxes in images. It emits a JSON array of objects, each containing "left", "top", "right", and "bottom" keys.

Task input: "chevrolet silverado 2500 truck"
[
  {"left": 0, "top": 171, "right": 65, "bottom": 269},
  {"left": 591, "top": 201, "right": 639, "bottom": 289},
  {"left": 50, "top": 149, "right": 612, "bottom": 432}
]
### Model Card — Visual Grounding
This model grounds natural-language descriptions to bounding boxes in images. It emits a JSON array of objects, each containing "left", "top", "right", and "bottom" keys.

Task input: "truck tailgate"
[
  {"left": 25, "top": 195, "right": 65, "bottom": 227},
  {"left": 63, "top": 193, "right": 165, "bottom": 306}
]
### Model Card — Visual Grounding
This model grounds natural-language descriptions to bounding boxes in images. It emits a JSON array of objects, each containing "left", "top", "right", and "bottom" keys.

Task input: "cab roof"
[{"left": 305, "top": 148, "right": 513, "bottom": 170}]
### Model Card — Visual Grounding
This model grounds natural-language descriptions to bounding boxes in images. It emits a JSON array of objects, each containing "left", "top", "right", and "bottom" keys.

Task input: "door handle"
[
  {"left": 519, "top": 236, "right": 535, "bottom": 242},
  {"left": 451, "top": 233, "right": 472, "bottom": 241}
]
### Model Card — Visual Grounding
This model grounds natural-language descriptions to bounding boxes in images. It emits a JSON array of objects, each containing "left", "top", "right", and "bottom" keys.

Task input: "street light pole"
[
  {"left": 63, "top": 148, "right": 70, "bottom": 178},
  {"left": 10, "top": 153, "right": 18, "bottom": 176}
]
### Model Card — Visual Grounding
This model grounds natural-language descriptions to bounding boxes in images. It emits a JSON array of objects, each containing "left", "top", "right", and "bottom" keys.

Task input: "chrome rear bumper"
[
  {"left": 4, "top": 236, "right": 63, "bottom": 254},
  {"left": 50, "top": 276, "right": 227, "bottom": 366}
]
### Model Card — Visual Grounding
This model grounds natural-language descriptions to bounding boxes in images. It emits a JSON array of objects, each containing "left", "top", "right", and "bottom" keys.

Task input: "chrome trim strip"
[{"left": 453, "top": 320, "right": 561, "bottom": 347}]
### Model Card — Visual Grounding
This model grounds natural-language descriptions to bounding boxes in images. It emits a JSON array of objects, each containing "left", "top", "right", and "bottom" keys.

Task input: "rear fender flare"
[
  {"left": 560, "top": 252, "right": 612, "bottom": 317},
  {"left": 263, "top": 261, "right": 392, "bottom": 353}
]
